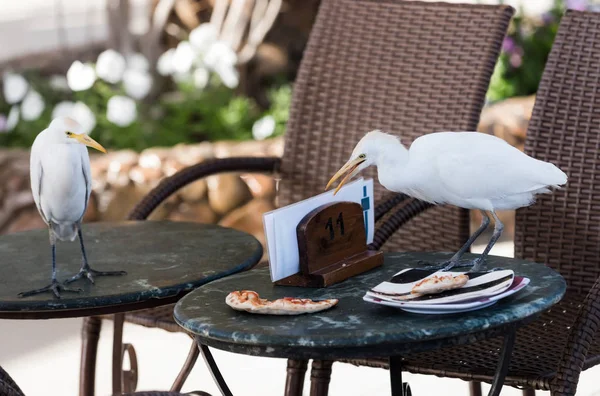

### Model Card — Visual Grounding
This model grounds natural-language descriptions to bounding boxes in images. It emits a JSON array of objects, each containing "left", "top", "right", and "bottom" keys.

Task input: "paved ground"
[{"left": 2, "top": 239, "right": 600, "bottom": 396}]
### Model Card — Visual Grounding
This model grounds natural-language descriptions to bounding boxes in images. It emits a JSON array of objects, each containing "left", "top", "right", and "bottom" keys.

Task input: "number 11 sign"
[{"left": 275, "top": 201, "right": 383, "bottom": 287}]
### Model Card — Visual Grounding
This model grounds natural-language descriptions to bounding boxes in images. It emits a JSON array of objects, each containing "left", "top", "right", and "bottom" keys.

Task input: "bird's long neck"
[{"left": 374, "top": 140, "right": 410, "bottom": 190}]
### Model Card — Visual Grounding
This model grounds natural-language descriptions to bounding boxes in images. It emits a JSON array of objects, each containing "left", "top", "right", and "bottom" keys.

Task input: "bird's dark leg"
[
  {"left": 467, "top": 211, "right": 504, "bottom": 273},
  {"left": 65, "top": 227, "right": 127, "bottom": 285},
  {"left": 18, "top": 229, "right": 82, "bottom": 298},
  {"left": 420, "top": 211, "right": 491, "bottom": 271}
]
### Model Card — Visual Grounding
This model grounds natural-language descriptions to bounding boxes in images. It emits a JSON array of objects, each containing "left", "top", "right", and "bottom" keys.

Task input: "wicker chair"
[
  {"left": 342, "top": 9, "right": 600, "bottom": 396},
  {"left": 78, "top": 0, "right": 513, "bottom": 394}
]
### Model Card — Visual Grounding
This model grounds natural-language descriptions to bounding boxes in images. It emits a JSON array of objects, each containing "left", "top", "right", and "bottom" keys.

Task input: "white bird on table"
[
  {"left": 326, "top": 130, "right": 567, "bottom": 272},
  {"left": 20, "top": 117, "right": 127, "bottom": 298}
]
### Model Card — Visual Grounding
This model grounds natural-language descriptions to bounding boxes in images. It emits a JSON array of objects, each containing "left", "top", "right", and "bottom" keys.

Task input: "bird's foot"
[
  {"left": 18, "top": 280, "right": 83, "bottom": 299},
  {"left": 418, "top": 258, "right": 501, "bottom": 274},
  {"left": 65, "top": 267, "right": 127, "bottom": 285},
  {"left": 417, "top": 259, "right": 461, "bottom": 271},
  {"left": 447, "top": 258, "right": 504, "bottom": 274}
]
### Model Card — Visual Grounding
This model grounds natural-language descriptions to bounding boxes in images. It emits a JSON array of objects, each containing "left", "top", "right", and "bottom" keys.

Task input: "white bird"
[
  {"left": 20, "top": 117, "right": 126, "bottom": 299},
  {"left": 326, "top": 130, "right": 567, "bottom": 272}
]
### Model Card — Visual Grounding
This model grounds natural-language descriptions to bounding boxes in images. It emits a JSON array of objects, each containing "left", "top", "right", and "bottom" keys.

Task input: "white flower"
[
  {"left": 203, "top": 41, "right": 237, "bottom": 70},
  {"left": 127, "top": 53, "right": 150, "bottom": 72},
  {"left": 6, "top": 106, "right": 19, "bottom": 131},
  {"left": 52, "top": 101, "right": 96, "bottom": 134},
  {"left": 96, "top": 49, "right": 126, "bottom": 84},
  {"left": 67, "top": 61, "right": 96, "bottom": 91},
  {"left": 157, "top": 48, "right": 176, "bottom": 76},
  {"left": 48, "top": 75, "right": 69, "bottom": 91},
  {"left": 21, "top": 90, "right": 45, "bottom": 121},
  {"left": 173, "top": 41, "right": 195, "bottom": 74},
  {"left": 3, "top": 73, "right": 29, "bottom": 104},
  {"left": 52, "top": 101, "right": 75, "bottom": 119},
  {"left": 123, "top": 69, "right": 152, "bottom": 100},
  {"left": 72, "top": 102, "right": 97, "bottom": 134},
  {"left": 214, "top": 64, "right": 239, "bottom": 89},
  {"left": 252, "top": 115, "right": 276, "bottom": 140},
  {"left": 173, "top": 72, "right": 193, "bottom": 84},
  {"left": 107, "top": 95, "right": 137, "bottom": 127},
  {"left": 189, "top": 24, "right": 218, "bottom": 53},
  {"left": 193, "top": 67, "right": 209, "bottom": 89}
]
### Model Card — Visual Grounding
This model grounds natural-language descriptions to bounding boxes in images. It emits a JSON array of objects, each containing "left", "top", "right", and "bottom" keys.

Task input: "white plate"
[
  {"left": 367, "top": 269, "right": 515, "bottom": 306},
  {"left": 363, "top": 277, "right": 530, "bottom": 314},
  {"left": 400, "top": 300, "right": 498, "bottom": 315}
]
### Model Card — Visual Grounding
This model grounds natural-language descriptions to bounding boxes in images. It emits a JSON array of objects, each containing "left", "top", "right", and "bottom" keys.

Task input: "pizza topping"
[
  {"left": 411, "top": 274, "right": 469, "bottom": 295},
  {"left": 226, "top": 290, "right": 339, "bottom": 315}
]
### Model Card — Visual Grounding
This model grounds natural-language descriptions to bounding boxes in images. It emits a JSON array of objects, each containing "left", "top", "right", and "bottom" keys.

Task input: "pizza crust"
[
  {"left": 225, "top": 290, "right": 339, "bottom": 315},
  {"left": 411, "top": 274, "right": 469, "bottom": 295}
]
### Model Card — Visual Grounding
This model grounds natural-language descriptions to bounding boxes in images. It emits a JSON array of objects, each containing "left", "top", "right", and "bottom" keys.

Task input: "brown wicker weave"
[
  {"left": 348, "top": 10, "right": 600, "bottom": 396},
  {"left": 122, "top": 392, "right": 211, "bottom": 396},
  {"left": 0, "top": 365, "right": 24, "bottom": 396},
  {"left": 0, "top": 364, "right": 203, "bottom": 396},
  {"left": 79, "top": 0, "right": 514, "bottom": 394}
]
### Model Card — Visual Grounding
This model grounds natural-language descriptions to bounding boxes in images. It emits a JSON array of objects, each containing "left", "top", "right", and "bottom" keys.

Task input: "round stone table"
[
  {"left": 0, "top": 220, "right": 263, "bottom": 396},
  {"left": 0, "top": 221, "right": 263, "bottom": 318},
  {"left": 174, "top": 252, "right": 566, "bottom": 396}
]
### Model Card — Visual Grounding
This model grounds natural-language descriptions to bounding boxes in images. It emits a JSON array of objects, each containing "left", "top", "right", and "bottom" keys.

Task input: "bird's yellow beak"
[
  {"left": 325, "top": 157, "right": 365, "bottom": 195},
  {"left": 70, "top": 133, "right": 107, "bottom": 154}
]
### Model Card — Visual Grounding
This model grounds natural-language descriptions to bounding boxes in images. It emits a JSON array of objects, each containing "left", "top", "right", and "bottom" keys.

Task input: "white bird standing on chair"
[
  {"left": 21, "top": 117, "right": 126, "bottom": 299},
  {"left": 326, "top": 130, "right": 567, "bottom": 272}
]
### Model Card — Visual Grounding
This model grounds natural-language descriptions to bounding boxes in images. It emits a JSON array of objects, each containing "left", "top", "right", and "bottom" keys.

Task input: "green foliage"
[
  {"left": 0, "top": 71, "right": 292, "bottom": 151},
  {"left": 263, "top": 83, "right": 291, "bottom": 137},
  {"left": 487, "top": 0, "right": 584, "bottom": 102}
]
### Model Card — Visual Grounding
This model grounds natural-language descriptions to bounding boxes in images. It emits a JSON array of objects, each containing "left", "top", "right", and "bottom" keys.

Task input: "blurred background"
[{"left": 1, "top": 0, "right": 600, "bottom": 395}]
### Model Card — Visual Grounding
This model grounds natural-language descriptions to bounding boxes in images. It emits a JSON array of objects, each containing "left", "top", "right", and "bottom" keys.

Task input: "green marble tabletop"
[
  {"left": 174, "top": 252, "right": 566, "bottom": 359},
  {"left": 0, "top": 221, "right": 263, "bottom": 319}
]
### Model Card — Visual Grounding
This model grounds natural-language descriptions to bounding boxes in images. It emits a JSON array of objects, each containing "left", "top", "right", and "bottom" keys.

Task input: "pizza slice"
[
  {"left": 411, "top": 274, "right": 469, "bottom": 295},
  {"left": 226, "top": 290, "right": 339, "bottom": 315}
]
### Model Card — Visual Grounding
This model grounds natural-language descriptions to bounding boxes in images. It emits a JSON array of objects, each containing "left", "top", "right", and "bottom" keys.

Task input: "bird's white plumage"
[
  {"left": 348, "top": 130, "right": 567, "bottom": 211},
  {"left": 30, "top": 117, "right": 92, "bottom": 241}
]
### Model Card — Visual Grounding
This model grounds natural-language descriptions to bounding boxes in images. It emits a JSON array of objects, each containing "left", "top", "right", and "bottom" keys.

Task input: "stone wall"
[{"left": 0, "top": 95, "right": 535, "bottom": 254}]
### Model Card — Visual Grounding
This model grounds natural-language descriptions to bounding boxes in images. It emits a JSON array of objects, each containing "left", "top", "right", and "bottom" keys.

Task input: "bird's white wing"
[
  {"left": 79, "top": 146, "right": 92, "bottom": 221},
  {"left": 29, "top": 134, "right": 47, "bottom": 223},
  {"left": 432, "top": 134, "right": 564, "bottom": 200}
]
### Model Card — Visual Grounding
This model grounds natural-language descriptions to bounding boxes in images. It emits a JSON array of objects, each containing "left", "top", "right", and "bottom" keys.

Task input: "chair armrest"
[
  {"left": 552, "top": 277, "right": 600, "bottom": 394},
  {"left": 128, "top": 156, "right": 281, "bottom": 221},
  {"left": 369, "top": 198, "right": 433, "bottom": 251},
  {"left": 374, "top": 193, "right": 409, "bottom": 222}
]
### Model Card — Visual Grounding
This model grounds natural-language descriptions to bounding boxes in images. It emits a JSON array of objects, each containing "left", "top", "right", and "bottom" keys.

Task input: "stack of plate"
[{"left": 363, "top": 268, "right": 529, "bottom": 314}]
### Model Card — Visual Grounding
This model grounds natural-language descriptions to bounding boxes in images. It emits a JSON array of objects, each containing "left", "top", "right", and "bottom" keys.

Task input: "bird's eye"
[
  {"left": 66, "top": 132, "right": 72, "bottom": 136},
  {"left": 359, "top": 154, "right": 366, "bottom": 159}
]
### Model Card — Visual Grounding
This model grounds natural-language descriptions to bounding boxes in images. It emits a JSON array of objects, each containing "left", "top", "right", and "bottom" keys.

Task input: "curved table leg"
[
  {"left": 285, "top": 359, "right": 308, "bottom": 396},
  {"left": 199, "top": 343, "right": 234, "bottom": 396},
  {"left": 171, "top": 341, "right": 201, "bottom": 391},
  {"left": 79, "top": 316, "right": 101, "bottom": 396},
  {"left": 488, "top": 326, "right": 517, "bottom": 396}
]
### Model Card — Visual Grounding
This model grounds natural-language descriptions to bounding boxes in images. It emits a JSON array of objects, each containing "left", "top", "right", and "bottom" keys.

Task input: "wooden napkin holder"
[{"left": 274, "top": 201, "right": 383, "bottom": 288}]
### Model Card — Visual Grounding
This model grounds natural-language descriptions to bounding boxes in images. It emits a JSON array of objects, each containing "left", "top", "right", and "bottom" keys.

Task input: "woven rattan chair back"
[
  {"left": 515, "top": 10, "right": 600, "bottom": 295},
  {"left": 279, "top": 0, "right": 513, "bottom": 253}
]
